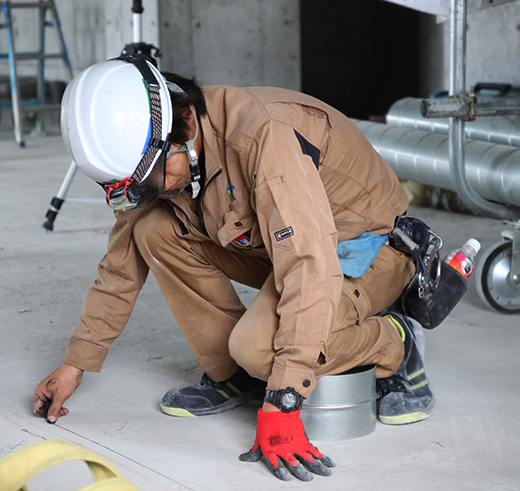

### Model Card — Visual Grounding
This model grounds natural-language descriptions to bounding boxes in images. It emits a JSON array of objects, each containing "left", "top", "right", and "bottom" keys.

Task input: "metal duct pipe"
[
  {"left": 352, "top": 119, "right": 520, "bottom": 215},
  {"left": 387, "top": 97, "right": 520, "bottom": 147}
]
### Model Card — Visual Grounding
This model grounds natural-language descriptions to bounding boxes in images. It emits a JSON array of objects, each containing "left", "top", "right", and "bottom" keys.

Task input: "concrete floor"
[{"left": 1, "top": 133, "right": 519, "bottom": 490}]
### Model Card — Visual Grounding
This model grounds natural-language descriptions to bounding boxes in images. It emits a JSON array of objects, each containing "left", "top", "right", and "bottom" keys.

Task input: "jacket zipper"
[
  {"left": 168, "top": 201, "right": 208, "bottom": 237},
  {"left": 167, "top": 169, "right": 223, "bottom": 238},
  {"left": 198, "top": 169, "right": 222, "bottom": 225}
]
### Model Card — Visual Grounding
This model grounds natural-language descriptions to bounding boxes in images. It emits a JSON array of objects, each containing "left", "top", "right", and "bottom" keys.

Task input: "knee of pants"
[
  {"left": 133, "top": 204, "right": 184, "bottom": 260},
  {"left": 228, "top": 327, "right": 274, "bottom": 382}
]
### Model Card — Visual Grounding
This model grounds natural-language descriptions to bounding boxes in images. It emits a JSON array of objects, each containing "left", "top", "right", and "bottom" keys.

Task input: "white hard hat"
[{"left": 61, "top": 57, "right": 173, "bottom": 184}]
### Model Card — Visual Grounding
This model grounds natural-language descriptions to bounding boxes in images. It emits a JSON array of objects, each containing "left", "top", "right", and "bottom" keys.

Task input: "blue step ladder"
[{"left": 0, "top": 0, "right": 72, "bottom": 146}]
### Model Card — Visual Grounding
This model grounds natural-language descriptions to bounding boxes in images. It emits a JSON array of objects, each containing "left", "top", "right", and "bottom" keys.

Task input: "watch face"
[{"left": 281, "top": 392, "right": 297, "bottom": 409}]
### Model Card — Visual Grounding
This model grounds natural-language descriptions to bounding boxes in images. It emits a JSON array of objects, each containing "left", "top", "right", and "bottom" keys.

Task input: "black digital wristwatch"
[{"left": 264, "top": 387, "right": 304, "bottom": 412}]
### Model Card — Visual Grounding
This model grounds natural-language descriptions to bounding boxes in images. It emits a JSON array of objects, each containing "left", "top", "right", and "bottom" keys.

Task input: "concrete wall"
[
  {"left": 456, "top": 1, "right": 520, "bottom": 89},
  {"left": 157, "top": 0, "right": 300, "bottom": 88},
  {"left": 419, "top": 1, "right": 520, "bottom": 97},
  {"left": 0, "top": 0, "right": 299, "bottom": 90}
]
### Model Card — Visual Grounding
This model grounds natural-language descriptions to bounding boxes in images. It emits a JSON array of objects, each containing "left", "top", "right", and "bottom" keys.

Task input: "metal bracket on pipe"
[
  {"left": 421, "top": 92, "right": 520, "bottom": 120},
  {"left": 452, "top": 91, "right": 477, "bottom": 121}
]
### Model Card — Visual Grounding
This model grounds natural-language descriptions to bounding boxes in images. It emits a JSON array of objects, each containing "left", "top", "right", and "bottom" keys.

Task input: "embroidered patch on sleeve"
[{"left": 274, "top": 226, "right": 294, "bottom": 241}]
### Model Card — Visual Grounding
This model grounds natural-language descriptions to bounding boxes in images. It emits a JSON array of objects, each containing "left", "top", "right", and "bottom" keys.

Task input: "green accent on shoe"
[
  {"left": 408, "top": 368, "right": 425, "bottom": 380},
  {"left": 385, "top": 314, "right": 406, "bottom": 342},
  {"left": 159, "top": 404, "right": 198, "bottom": 418},
  {"left": 410, "top": 379, "right": 429, "bottom": 391},
  {"left": 226, "top": 382, "right": 243, "bottom": 396},
  {"left": 215, "top": 388, "right": 232, "bottom": 400},
  {"left": 378, "top": 410, "right": 432, "bottom": 425}
]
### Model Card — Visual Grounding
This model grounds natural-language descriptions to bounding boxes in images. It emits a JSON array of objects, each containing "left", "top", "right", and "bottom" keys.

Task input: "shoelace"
[
  {"left": 200, "top": 371, "right": 266, "bottom": 395},
  {"left": 200, "top": 373, "right": 220, "bottom": 388},
  {"left": 376, "top": 375, "right": 409, "bottom": 399}
]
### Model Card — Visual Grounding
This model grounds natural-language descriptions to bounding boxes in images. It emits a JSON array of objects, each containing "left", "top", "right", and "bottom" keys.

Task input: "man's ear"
[{"left": 180, "top": 107, "right": 197, "bottom": 132}]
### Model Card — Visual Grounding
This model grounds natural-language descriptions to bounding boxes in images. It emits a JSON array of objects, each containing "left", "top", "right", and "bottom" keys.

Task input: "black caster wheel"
[{"left": 476, "top": 241, "right": 520, "bottom": 314}]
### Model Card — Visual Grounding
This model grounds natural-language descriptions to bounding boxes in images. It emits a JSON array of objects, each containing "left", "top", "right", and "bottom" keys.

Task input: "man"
[{"left": 33, "top": 56, "right": 434, "bottom": 482}]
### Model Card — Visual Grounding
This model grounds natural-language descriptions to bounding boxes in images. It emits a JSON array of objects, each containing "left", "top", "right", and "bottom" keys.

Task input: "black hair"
[{"left": 161, "top": 71, "right": 207, "bottom": 145}]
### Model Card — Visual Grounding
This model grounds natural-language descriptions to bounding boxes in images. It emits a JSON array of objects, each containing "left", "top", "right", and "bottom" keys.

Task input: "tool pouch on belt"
[
  {"left": 402, "top": 256, "right": 467, "bottom": 329},
  {"left": 388, "top": 216, "right": 467, "bottom": 329}
]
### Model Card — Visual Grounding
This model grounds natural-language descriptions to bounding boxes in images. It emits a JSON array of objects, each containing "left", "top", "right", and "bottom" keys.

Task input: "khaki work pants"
[{"left": 133, "top": 203, "right": 415, "bottom": 384}]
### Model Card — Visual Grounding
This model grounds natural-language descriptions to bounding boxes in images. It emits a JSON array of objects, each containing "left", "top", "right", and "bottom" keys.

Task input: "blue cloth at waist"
[{"left": 337, "top": 232, "right": 389, "bottom": 278}]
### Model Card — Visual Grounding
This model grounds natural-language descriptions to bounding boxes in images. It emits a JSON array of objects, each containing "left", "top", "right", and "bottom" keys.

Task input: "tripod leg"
[{"left": 42, "top": 161, "right": 78, "bottom": 231}]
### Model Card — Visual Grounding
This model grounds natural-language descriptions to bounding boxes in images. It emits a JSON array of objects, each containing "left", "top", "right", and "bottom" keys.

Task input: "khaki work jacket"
[{"left": 64, "top": 85, "right": 408, "bottom": 396}]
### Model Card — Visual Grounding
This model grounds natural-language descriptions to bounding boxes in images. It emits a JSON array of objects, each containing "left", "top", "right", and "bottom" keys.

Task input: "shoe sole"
[
  {"left": 378, "top": 410, "right": 432, "bottom": 425},
  {"left": 160, "top": 405, "right": 198, "bottom": 417}
]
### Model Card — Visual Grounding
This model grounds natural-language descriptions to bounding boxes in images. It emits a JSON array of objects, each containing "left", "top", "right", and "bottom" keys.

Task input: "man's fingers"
[
  {"left": 264, "top": 456, "right": 293, "bottom": 482},
  {"left": 33, "top": 393, "right": 44, "bottom": 414},
  {"left": 317, "top": 453, "right": 336, "bottom": 468},
  {"left": 261, "top": 454, "right": 314, "bottom": 482},
  {"left": 240, "top": 447, "right": 335, "bottom": 481},
  {"left": 284, "top": 459, "right": 314, "bottom": 481},
  {"left": 46, "top": 401, "right": 64, "bottom": 423},
  {"left": 45, "top": 391, "right": 68, "bottom": 423},
  {"left": 33, "top": 393, "right": 51, "bottom": 418},
  {"left": 33, "top": 391, "right": 67, "bottom": 423},
  {"left": 296, "top": 454, "right": 332, "bottom": 477},
  {"left": 238, "top": 446, "right": 263, "bottom": 462},
  {"left": 44, "top": 404, "right": 68, "bottom": 424}
]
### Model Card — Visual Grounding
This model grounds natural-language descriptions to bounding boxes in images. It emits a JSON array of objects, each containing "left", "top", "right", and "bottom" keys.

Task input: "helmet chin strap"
[
  {"left": 165, "top": 81, "right": 201, "bottom": 199},
  {"left": 184, "top": 106, "right": 201, "bottom": 199},
  {"left": 165, "top": 105, "right": 201, "bottom": 199}
]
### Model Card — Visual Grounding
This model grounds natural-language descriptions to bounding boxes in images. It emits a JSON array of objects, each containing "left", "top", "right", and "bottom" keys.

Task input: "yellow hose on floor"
[
  {"left": 0, "top": 440, "right": 140, "bottom": 491},
  {"left": 76, "top": 477, "right": 141, "bottom": 491}
]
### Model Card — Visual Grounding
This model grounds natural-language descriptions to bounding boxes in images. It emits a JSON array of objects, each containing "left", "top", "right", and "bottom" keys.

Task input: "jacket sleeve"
[
  {"left": 249, "top": 121, "right": 344, "bottom": 398},
  {"left": 63, "top": 209, "right": 150, "bottom": 372}
]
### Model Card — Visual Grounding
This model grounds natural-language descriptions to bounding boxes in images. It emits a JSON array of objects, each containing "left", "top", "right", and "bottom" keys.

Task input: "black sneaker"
[
  {"left": 160, "top": 368, "right": 266, "bottom": 417},
  {"left": 377, "top": 313, "right": 435, "bottom": 425}
]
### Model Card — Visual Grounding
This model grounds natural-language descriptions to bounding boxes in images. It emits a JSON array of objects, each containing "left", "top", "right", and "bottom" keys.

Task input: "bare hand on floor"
[{"left": 33, "top": 362, "right": 84, "bottom": 423}]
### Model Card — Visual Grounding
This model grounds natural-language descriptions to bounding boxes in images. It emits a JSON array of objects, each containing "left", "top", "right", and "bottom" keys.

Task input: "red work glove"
[{"left": 239, "top": 409, "right": 336, "bottom": 481}]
